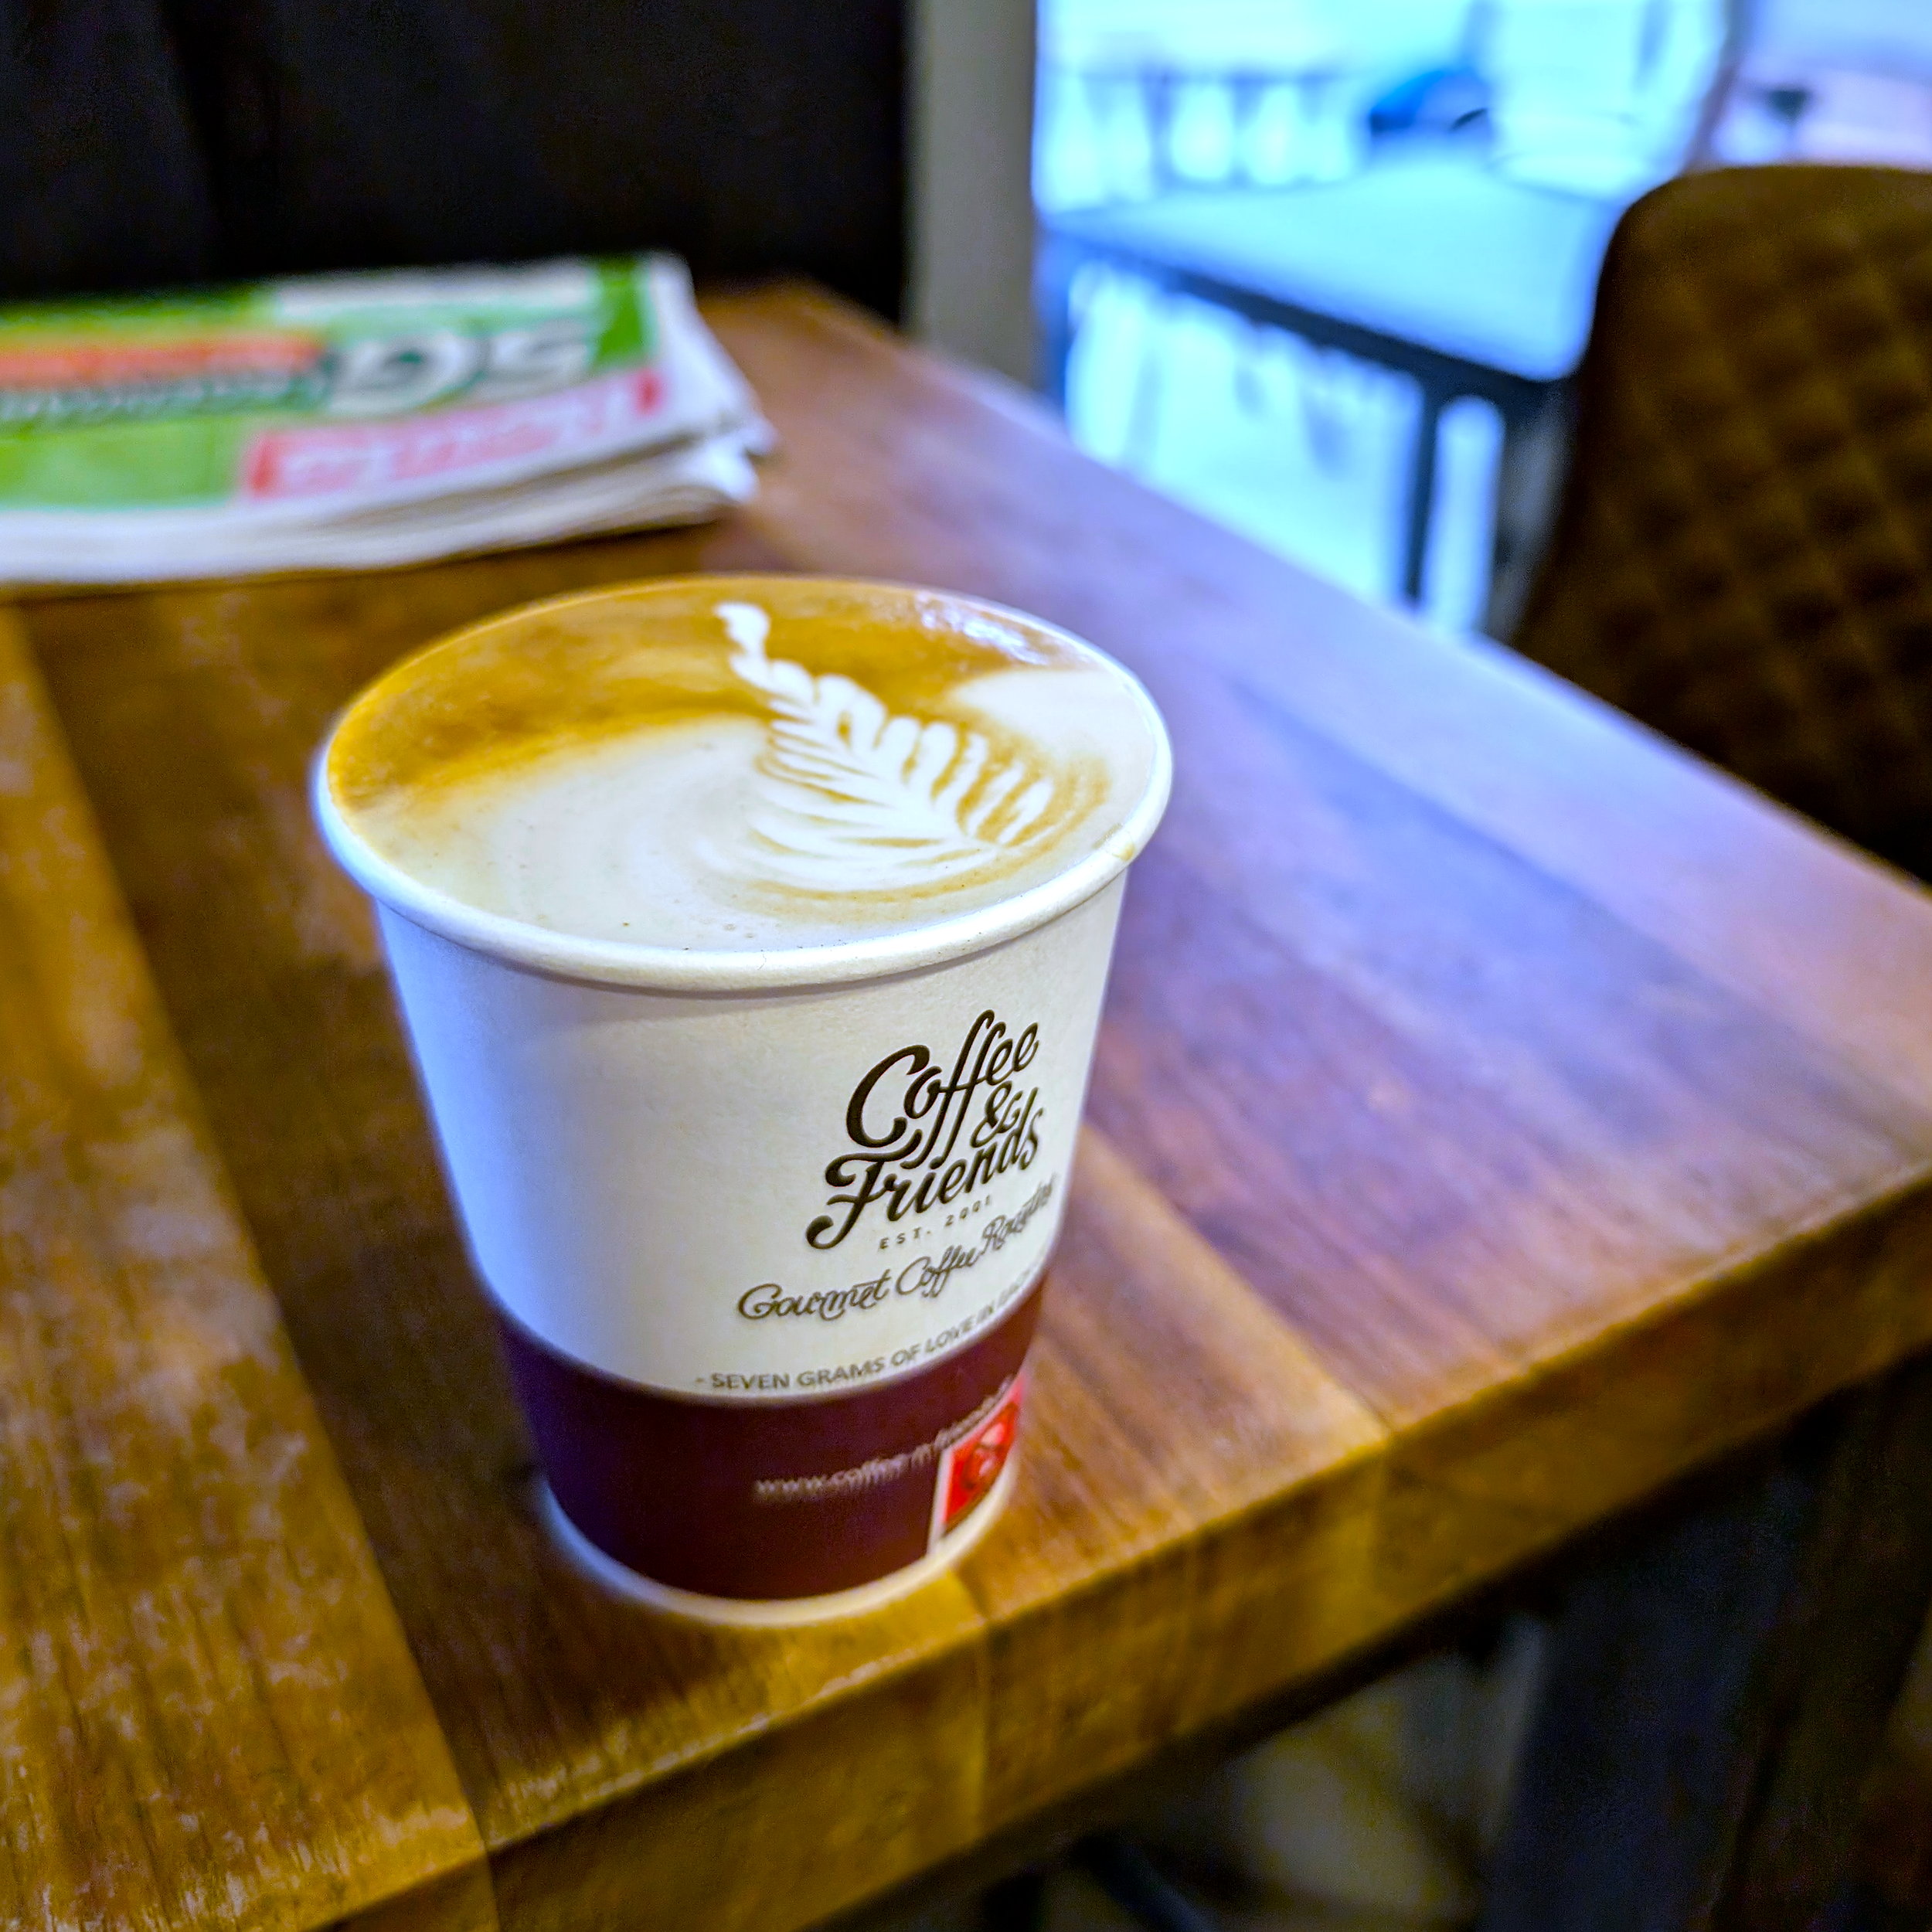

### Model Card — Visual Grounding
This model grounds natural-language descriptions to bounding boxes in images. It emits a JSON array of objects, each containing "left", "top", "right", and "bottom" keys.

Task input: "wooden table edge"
[{"left": 0, "top": 605, "right": 496, "bottom": 1932}]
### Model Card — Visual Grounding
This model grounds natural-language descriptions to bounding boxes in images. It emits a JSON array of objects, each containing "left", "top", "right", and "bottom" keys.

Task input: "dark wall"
[{"left": 0, "top": 0, "right": 906, "bottom": 315}]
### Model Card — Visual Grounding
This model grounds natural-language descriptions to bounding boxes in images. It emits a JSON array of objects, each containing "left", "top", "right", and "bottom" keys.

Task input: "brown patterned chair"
[
  {"left": 1508, "top": 165, "right": 1932, "bottom": 1928},
  {"left": 1510, "top": 164, "right": 1932, "bottom": 881}
]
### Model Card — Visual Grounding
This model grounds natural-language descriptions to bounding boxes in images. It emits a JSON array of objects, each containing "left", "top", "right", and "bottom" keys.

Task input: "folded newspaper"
[{"left": 0, "top": 254, "right": 767, "bottom": 584}]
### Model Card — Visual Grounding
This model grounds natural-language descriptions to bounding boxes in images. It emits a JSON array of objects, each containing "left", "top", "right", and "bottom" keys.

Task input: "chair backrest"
[
  {"left": 1512, "top": 165, "right": 1932, "bottom": 878},
  {"left": 0, "top": 0, "right": 904, "bottom": 316}
]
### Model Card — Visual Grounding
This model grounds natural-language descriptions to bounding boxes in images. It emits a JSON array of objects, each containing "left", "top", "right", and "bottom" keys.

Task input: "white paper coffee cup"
[{"left": 314, "top": 577, "right": 1171, "bottom": 1622}]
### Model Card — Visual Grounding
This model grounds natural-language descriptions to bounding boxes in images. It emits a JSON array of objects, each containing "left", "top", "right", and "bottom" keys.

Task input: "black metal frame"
[{"left": 1036, "top": 223, "right": 1569, "bottom": 611}]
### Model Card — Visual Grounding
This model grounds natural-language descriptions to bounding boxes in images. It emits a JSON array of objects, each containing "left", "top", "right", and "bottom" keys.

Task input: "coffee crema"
[{"left": 323, "top": 576, "right": 1162, "bottom": 953}]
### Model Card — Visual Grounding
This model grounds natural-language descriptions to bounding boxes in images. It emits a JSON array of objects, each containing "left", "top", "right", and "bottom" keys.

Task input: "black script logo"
[
  {"left": 740, "top": 1179, "right": 1057, "bottom": 1328},
  {"left": 891, "top": 1180, "right": 1057, "bottom": 1300},
  {"left": 807, "top": 1009, "right": 1045, "bottom": 1250},
  {"left": 737, "top": 1274, "right": 893, "bottom": 1322}
]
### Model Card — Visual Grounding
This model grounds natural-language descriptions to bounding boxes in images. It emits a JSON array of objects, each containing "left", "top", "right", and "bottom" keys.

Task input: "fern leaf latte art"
[
  {"left": 715, "top": 598, "right": 1063, "bottom": 893},
  {"left": 322, "top": 576, "right": 1162, "bottom": 954}
]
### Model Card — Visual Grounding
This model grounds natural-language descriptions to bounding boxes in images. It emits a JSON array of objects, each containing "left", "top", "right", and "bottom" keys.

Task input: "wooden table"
[{"left": 9, "top": 282, "right": 1932, "bottom": 1932}]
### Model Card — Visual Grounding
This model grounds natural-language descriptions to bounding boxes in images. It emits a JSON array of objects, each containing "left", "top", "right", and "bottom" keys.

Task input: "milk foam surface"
[{"left": 325, "top": 577, "right": 1162, "bottom": 953}]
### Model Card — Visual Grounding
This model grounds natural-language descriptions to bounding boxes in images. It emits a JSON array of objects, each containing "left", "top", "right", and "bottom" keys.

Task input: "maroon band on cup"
[{"left": 499, "top": 1281, "right": 1044, "bottom": 1602}]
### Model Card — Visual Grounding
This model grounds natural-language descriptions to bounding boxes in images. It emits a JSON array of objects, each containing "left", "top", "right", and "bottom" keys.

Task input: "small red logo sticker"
[{"left": 931, "top": 1374, "right": 1025, "bottom": 1547}]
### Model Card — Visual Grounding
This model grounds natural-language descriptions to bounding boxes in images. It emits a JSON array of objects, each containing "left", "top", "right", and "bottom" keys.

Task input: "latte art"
[
  {"left": 716, "top": 600, "right": 1062, "bottom": 894},
  {"left": 321, "top": 576, "right": 1162, "bottom": 954}
]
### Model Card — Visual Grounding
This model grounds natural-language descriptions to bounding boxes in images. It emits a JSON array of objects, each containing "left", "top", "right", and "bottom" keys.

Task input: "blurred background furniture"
[
  {"left": 1512, "top": 164, "right": 1932, "bottom": 881},
  {"left": 1039, "top": 158, "right": 1623, "bottom": 611},
  {"left": 1704, "top": 0, "right": 1932, "bottom": 169},
  {"left": 1036, "top": 0, "right": 1734, "bottom": 622},
  {"left": 1032, "top": 0, "right": 1932, "bottom": 637},
  {"left": 1040, "top": 52, "right": 1358, "bottom": 204}
]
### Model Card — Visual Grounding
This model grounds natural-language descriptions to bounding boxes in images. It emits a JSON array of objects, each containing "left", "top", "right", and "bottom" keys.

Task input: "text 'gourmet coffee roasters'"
[{"left": 315, "top": 576, "right": 1171, "bottom": 1621}]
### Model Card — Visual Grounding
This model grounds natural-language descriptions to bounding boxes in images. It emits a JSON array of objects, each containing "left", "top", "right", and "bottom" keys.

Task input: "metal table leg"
[{"left": 1400, "top": 377, "right": 1452, "bottom": 606}]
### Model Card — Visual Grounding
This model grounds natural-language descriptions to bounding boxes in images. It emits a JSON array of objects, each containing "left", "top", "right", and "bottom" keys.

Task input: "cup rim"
[{"left": 312, "top": 573, "right": 1173, "bottom": 992}]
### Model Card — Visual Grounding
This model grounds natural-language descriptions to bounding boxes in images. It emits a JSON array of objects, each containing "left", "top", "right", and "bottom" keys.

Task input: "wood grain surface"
[
  {"left": 13, "top": 284, "right": 1932, "bottom": 1928},
  {"left": 0, "top": 613, "right": 492, "bottom": 1931}
]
